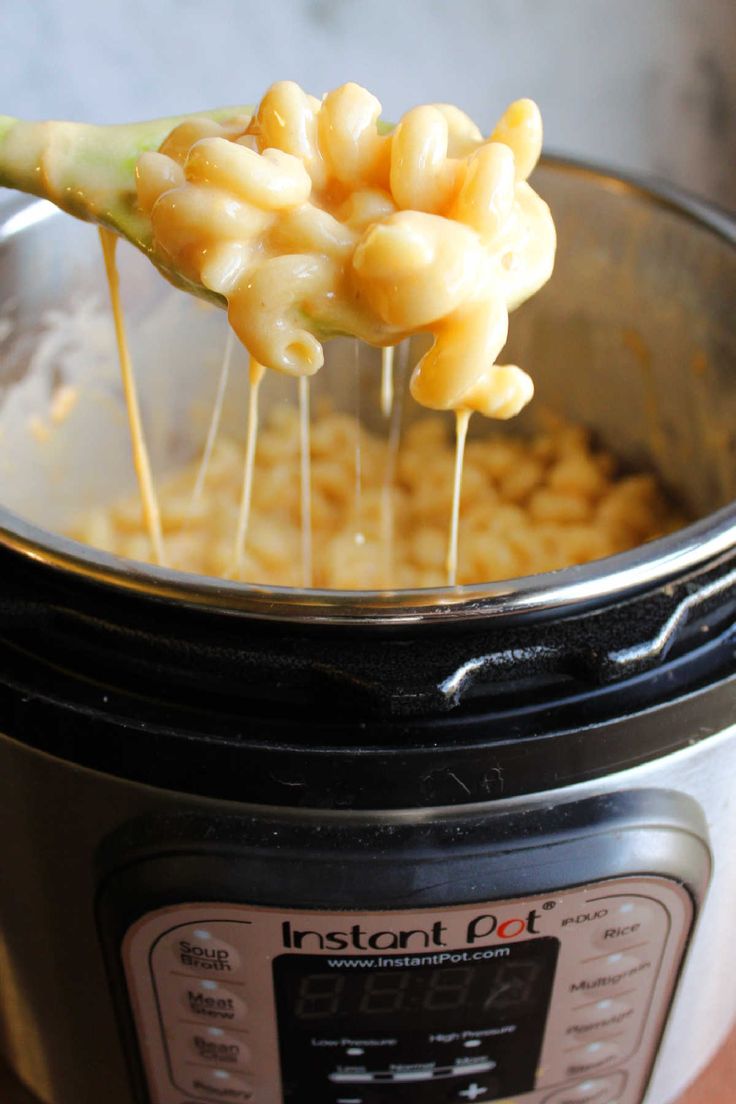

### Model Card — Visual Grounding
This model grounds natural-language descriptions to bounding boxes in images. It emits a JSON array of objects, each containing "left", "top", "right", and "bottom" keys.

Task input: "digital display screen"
[
  {"left": 285, "top": 957, "right": 547, "bottom": 1025},
  {"left": 274, "top": 937, "right": 559, "bottom": 1103}
]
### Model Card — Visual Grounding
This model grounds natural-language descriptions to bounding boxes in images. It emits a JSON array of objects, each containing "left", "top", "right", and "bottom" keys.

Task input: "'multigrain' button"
[{"left": 570, "top": 952, "right": 649, "bottom": 996}]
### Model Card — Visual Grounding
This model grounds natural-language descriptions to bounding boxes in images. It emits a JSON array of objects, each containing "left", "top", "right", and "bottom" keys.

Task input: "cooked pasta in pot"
[{"left": 69, "top": 405, "right": 684, "bottom": 590}]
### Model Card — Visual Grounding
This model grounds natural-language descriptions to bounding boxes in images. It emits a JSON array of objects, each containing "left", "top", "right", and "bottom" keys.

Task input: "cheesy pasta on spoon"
[{"left": 136, "top": 81, "right": 555, "bottom": 420}]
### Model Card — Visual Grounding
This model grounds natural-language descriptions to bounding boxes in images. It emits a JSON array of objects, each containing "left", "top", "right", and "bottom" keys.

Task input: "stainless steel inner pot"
[{"left": 0, "top": 158, "right": 734, "bottom": 623}]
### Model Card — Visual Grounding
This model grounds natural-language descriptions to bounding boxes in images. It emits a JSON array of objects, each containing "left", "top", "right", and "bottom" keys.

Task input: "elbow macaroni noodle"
[{"left": 136, "top": 82, "right": 556, "bottom": 418}]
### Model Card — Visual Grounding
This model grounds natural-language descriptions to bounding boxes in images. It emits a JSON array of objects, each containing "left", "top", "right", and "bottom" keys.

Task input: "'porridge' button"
[
  {"left": 566, "top": 1040, "right": 621, "bottom": 1076},
  {"left": 181, "top": 979, "right": 248, "bottom": 1025},
  {"left": 544, "top": 1074, "right": 624, "bottom": 1104},
  {"left": 565, "top": 996, "right": 635, "bottom": 1035}
]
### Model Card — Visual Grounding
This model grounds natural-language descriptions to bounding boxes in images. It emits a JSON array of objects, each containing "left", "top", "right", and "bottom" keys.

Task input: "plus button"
[{"left": 459, "top": 1085, "right": 488, "bottom": 1101}]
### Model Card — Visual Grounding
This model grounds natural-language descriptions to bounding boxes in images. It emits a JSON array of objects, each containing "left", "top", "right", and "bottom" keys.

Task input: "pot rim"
[{"left": 0, "top": 155, "right": 734, "bottom": 626}]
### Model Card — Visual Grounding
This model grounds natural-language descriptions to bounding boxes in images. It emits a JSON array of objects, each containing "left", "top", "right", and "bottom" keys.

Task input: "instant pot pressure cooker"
[{"left": 0, "top": 160, "right": 734, "bottom": 1104}]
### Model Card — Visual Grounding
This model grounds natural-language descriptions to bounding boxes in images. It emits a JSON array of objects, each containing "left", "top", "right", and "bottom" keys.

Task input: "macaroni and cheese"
[
  {"left": 136, "top": 82, "right": 555, "bottom": 420},
  {"left": 70, "top": 405, "right": 683, "bottom": 590}
]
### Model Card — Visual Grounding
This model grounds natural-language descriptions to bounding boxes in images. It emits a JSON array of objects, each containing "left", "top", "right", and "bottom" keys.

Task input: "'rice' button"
[{"left": 590, "top": 900, "right": 660, "bottom": 951}]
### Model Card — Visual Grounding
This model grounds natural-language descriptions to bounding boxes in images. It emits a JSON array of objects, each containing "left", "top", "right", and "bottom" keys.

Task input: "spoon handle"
[{"left": 0, "top": 107, "right": 250, "bottom": 302}]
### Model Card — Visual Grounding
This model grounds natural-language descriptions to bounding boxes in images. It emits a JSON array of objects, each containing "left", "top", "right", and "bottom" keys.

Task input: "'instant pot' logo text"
[{"left": 281, "top": 910, "right": 541, "bottom": 952}]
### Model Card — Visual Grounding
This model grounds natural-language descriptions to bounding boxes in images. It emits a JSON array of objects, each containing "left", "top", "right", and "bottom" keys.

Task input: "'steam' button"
[{"left": 565, "top": 1040, "right": 621, "bottom": 1077}]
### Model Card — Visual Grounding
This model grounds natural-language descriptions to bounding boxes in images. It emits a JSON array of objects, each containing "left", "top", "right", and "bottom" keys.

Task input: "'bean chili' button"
[{"left": 188, "top": 1027, "right": 250, "bottom": 1067}]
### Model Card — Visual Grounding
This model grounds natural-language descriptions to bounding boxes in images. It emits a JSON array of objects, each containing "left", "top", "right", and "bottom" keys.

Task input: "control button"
[
  {"left": 188, "top": 1026, "right": 250, "bottom": 1066},
  {"left": 566, "top": 996, "right": 635, "bottom": 1036},
  {"left": 591, "top": 900, "right": 659, "bottom": 950},
  {"left": 181, "top": 979, "right": 248, "bottom": 1024},
  {"left": 169, "top": 927, "right": 242, "bottom": 974},
  {"left": 544, "top": 1074, "right": 624, "bottom": 1103},
  {"left": 571, "top": 951, "right": 649, "bottom": 996},
  {"left": 566, "top": 1040, "right": 621, "bottom": 1076},
  {"left": 458, "top": 1084, "right": 488, "bottom": 1101},
  {"left": 184, "top": 1068, "right": 253, "bottom": 1100}
]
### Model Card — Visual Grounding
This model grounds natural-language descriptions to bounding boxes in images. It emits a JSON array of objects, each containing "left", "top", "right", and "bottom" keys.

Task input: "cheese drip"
[
  {"left": 298, "top": 375, "right": 313, "bottom": 588},
  {"left": 192, "top": 328, "right": 235, "bottom": 503},
  {"left": 233, "top": 357, "right": 266, "bottom": 574},
  {"left": 98, "top": 228, "right": 165, "bottom": 565}
]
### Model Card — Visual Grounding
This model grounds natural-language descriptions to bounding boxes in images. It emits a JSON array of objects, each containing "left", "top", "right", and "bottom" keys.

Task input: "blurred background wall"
[{"left": 1, "top": 0, "right": 735, "bottom": 207}]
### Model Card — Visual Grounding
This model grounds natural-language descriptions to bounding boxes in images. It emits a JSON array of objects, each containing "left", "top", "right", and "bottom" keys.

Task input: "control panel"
[{"left": 122, "top": 875, "right": 693, "bottom": 1104}]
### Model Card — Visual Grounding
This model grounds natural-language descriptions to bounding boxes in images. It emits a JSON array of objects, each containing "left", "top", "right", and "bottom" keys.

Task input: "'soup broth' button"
[
  {"left": 182, "top": 979, "right": 248, "bottom": 1024},
  {"left": 171, "top": 927, "right": 242, "bottom": 974}
]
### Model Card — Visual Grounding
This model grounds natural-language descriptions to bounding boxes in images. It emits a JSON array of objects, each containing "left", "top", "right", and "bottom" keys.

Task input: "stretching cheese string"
[
  {"left": 191, "top": 328, "right": 235, "bottom": 504},
  {"left": 298, "top": 375, "right": 313, "bottom": 588},
  {"left": 98, "top": 228, "right": 165, "bottom": 566},
  {"left": 233, "top": 357, "right": 266, "bottom": 575},
  {"left": 447, "top": 409, "right": 471, "bottom": 586}
]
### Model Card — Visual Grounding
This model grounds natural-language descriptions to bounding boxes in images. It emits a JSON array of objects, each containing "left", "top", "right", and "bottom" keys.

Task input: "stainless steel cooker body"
[{"left": 0, "top": 161, "right": 733, "bottom": 1104}]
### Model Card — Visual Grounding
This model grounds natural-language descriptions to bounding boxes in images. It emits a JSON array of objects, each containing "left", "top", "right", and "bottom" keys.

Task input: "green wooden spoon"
[{"left": 0, "top": 108, "right": 251, "bottom": 305}]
